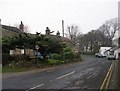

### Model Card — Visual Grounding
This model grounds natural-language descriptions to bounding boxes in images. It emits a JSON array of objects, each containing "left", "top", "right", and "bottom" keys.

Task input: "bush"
[
  {"left": 2, "top": 54, "right": 30, "bottom": 66},
  {"left": 51, "top": 53, "right": 61, "bottom": 60},
  {"left": 48, "top": 59, "right": 59, "bottom": 65},
  {"left": 59, "top": 60, "right": 65, "bottom": 64},
  {"left": 2, "top": 53, "right": 10, "bottom": 66},
  {"left": 74, "top": 53, "right": 80, "bottom": 58},
  {"left": 64, "top": 51, "right": 74, "bottom": 60},
  {"left": 64, "top": 47, "right": 72, "bottom": 52},
  {"left": 13, "top": 55, "right": 29, "bottom": 62}
]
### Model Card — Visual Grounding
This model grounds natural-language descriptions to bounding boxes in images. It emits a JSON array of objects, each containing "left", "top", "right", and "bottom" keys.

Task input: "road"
[{"left": 2, "top": 55, "right": 113, "bottom": 90}]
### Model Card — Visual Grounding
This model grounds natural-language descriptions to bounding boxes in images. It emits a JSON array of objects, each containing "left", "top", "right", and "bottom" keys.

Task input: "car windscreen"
[{"left": 109, "top": 51, "right": 114, "bottom": 55}]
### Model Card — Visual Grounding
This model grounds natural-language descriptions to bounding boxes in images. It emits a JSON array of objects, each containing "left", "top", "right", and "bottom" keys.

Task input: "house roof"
[{"left": 2, "top": 25, "right": 23, "bottom": 33}]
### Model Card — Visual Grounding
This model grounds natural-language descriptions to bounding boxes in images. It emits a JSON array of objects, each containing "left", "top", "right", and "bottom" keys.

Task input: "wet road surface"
[{"left": 2, "top": 55, "right": 113, "bottom": 90}]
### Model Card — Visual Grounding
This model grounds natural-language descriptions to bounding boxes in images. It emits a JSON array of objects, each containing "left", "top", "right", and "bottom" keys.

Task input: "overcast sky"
[{"left": 0, "top": 0, "right": 119, "bottom": 35}]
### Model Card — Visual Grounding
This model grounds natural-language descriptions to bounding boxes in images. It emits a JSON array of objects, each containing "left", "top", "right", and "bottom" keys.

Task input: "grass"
[
  {"left": 2, "top": 66, "right": 29, "bottom": 73},
  {"left": 0, "top": 68, "right": 2, "bottom": 73},
  {"left": 2, "top": 55, "right": 82, "bottom": 73}
]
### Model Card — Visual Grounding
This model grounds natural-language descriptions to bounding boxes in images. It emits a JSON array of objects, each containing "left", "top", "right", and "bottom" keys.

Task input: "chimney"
[
  {"left": 56, "top": 31, "right": 60, "bottom": 36},
  {"left": 19, "top": 21, "right": 24, "bottom": 31},
  {"left": 45, "top": 27, "right": 50, "bottom": 35}
]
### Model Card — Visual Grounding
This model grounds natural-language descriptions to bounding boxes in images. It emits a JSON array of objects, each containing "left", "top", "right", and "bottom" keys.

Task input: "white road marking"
[
  {"left": 56, "top": 71, "right": 75, "bottom": 80},
  {"left": 26, "top": 84, "right": 44, "bottom": 91},
  {"left": 50, "top": 80, "right": 53, "bottom": 82}
]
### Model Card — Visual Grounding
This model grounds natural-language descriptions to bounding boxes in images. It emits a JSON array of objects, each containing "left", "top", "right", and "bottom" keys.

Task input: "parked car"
[
  {"left": 95, "top": 53, "right": 99, "bottom": 57},
  {"left": 97, "top": 53, "right": 103, "bottom": 58}
]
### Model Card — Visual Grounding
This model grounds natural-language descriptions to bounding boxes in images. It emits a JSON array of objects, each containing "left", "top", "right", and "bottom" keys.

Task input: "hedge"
[
  {"left": 64, "top": 51, "right": 74, "bottom": 60},
  {"left": 2, "top": 53, "right": 10, "bottom": 66},
  {"left": 2, "top": 53, "right": 29, "bottom": 66},
  {"left": 51, "top": 53, "right": 61, "bottom": 60},
  {"left": 64, "top": 47, "right": 72, "bottom": 52},
  {"left": 48, "top": 59, "right": 59, "bottom": 65}
]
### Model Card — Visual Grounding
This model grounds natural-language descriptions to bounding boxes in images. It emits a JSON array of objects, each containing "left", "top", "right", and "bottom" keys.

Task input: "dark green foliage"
[
  {"left": 48, "top": 59, "right": 59, "bottom": 65},
  {"left": 13, "top": 55, "right": 29, "bottom": 62},
  {"left": 73, "top": 52, "right": 80, "bottom": 58},
  {"left": 63, "top": 47, "right": 75, "bottom": 60},
  {"left": 2, "top": 53, "right": 10, "bottom": 66},
  {"left": 2, "top": 33, "right": 64, "bottom": 54},
  {"left": 2, "top": 33, "right": 65, "bottom": 65},
  {"left": 2, "top": 53, "right": 29, "bottom": 66},
  {"left": 64, "top": 51, "right": 74, "bottom": 60},
  {"left": 64, "top": 47, "right": 72, "bottom": 52},
  {"left": 51, "top": 53, "right": 61, "bottom": 60}
]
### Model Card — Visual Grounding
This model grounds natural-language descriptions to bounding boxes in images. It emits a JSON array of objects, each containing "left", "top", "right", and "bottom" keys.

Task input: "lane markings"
[
  {"left": 26, "top": 84, "right": 44, "bottom": 91},
  {"left": 56, "top": 71, "right": 75, "bottom": 80},
  {"left": 26, "top": 71, "right": 75, "bottom": 90},
  {"left": 100, "top": 61, "right": 114, "bottom": 91},
  {"left": 105, "top": 61, "right": 114, "bottom": 90}
]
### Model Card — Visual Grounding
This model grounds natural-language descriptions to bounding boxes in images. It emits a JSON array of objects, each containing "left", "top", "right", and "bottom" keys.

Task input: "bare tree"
[
  {"left": 77, "top": 30, "right": 111, "bottom": 53},
  {"left": 23, "top": 25, "right": 30, "bottom": 33},
  {"left": 65, "top": 25, "right": 81, "bottom": 46},
  {"left": 14, "top": 23, "right": 30, "bottom": 33},
  {"left": 99, "top": 18, "right": 118, "bottom": 45}
]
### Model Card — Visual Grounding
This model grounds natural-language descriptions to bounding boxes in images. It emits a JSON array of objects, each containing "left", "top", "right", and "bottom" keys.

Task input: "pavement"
[
  {"left": 2, "top": 55, "right": 114, "bottom": 90},
  {"left": 118, "top": 58, "right": 120, "bottom": 89},
  {"left": 108, "top": 59, "right": 118, "bottom": 89}
]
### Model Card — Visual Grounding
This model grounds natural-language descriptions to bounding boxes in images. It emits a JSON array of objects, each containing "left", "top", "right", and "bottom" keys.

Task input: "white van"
[
  {"left": 99, "top": 47, "right": 111, "bottom": 57},
  {"left": 107, "top": 51, "right": 116, "bottom": 60}
]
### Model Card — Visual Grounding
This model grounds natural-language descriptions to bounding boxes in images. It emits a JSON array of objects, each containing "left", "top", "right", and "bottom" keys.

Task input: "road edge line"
[
  {"left": 105, "top": 61, "right": 115, "bottom": 90},
  {"left": 100, "top": 61, "right": 113, "bottom": 91}
]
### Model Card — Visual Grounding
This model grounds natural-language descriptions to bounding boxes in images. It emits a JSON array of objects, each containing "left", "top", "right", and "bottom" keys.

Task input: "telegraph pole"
[
  {"left": 62, "top": 20, "right": 64, "bottom": 39},
  {"left": 62, "top": 20, "right": 65, "bottom": 62}
]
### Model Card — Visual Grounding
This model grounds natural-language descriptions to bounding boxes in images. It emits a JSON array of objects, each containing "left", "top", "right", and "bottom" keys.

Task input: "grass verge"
[{"left": 2, "top": 67, "right": 28, "bottom": 73}]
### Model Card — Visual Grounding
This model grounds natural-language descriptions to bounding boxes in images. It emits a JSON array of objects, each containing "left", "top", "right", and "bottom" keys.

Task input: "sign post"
[{"left": 35, "top": 45, "right": 39, "bottom": 65}]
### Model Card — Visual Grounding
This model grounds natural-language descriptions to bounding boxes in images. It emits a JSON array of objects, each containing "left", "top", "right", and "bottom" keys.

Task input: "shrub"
[
  {"left": 48, "top": 59, "right": 59, "bottom": 65},
  {"left": 64, "top": 47, "right": 72, "bottom": 52},
  {"left": 59, "top": 60, "right": 65, "bottom": 64},
  {"left": 2, "top": 53, "right": 10, "bottom": 66},
  {"left": 13, "top": 55, "right": 29, "bottom": 62},
  {"left": 74, "top": 53, "right": 80, "bottom": 58},
  {"left": 64, "top": 51, "right": 74, "bottom": 60},
  {"left": 51, "top": 53, "right": 61, "bottom": 60}
]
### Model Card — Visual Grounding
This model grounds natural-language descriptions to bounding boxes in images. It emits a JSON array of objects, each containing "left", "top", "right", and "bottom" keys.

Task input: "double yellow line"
[{"left": 100, "top": 60, "right": 115, "bottom": 91}]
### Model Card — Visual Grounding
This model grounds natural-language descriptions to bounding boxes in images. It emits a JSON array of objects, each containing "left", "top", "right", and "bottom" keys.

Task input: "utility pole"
[
  {"left": 62, "top": 20, "right": 65, "bottom": 62},
  {"left": 62, "top": 20, "right": 64, "bottom": 39}
]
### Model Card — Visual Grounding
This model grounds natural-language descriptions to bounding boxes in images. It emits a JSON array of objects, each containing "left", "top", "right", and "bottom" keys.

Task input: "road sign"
[{"left": 35, "top": 45, "right": 39, "bottom": 50}]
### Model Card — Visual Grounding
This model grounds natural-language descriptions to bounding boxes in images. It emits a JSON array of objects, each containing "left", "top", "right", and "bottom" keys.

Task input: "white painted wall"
[
  {"left": 117, "top": 1, "right": 120, "bottom": 59},
  {"left": 119, "top": 1, "right": 120, "bottom": 37},
  {"left": 115, "top": 48, "right": 120, "bottom": 59}
]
